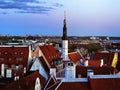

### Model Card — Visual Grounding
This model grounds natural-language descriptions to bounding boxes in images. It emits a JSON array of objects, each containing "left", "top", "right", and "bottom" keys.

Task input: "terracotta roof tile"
[
  {"left": 2, "top": 71, "right": 46, "bottom": 90},
  {"left": 0, "top": 46, "right": 29, "bottom": 67},
  {"left": 44, "top": 75, "right": 57, "bottom": 89},
  {"left": 88, "top": 60, "right": 101, "bottom": 67},
  {"left": 76, "top": 65, "right": 115, "bottom": 78},
  {"left": 93, "top": 52, "right": 120, "bottom": 71},
  {"left": 57, "top": 82, "right": 90, "bottom": 90},
  {"left": 89, "top": 78, "right": 120, "bottom": 90},
  {"left": 68, "top": 52, "right": 81, "bottom": 63},
  {"left": 92, "top": 52, "right": 110, "bottom": 65},
  {"left": 39, "top": 45, "right": 61, "bottom": 64}
]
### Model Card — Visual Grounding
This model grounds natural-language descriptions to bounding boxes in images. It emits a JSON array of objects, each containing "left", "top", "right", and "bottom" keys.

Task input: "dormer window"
[
  {"left": 16, "top": 58, "right": 23, "bottom": 61},
  {"left": 14, "top": 52, "right": 17, "bottom": 54},
  {"left": 4, "top": 52, "right": 8, "bottom": 54},
  {"left": 9, "top": 58, "right": 12, "bottom": 61},
  {"left": 20, "top": 52, "right": 23, "bottom": 54},
  {"left": 68, "top": 62, "right": 73, "bottom": 66},
  {"left": 0, "top": 58, "right": 4, "bottom": 61},
  {"left": 49, "top": 56, "right": 50, "bottom": 59}
]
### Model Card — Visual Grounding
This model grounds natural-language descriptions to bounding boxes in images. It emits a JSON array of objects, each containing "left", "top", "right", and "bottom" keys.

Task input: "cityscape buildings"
[{"left": 0, "top": 14, "right": 120, "bottom": 90}]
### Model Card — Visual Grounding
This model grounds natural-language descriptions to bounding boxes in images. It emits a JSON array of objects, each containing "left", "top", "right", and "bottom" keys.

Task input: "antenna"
[{"left": 64, "top": 11, "right": 66, "bottom": 19}]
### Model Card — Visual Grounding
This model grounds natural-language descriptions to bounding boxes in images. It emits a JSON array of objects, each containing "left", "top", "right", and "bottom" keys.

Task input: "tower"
[
  {"left": 62, "top": 12, "right": 69, "bottom": 61},
  {"left": 61, "top": 12, "right": 76, "bottom": 79}
]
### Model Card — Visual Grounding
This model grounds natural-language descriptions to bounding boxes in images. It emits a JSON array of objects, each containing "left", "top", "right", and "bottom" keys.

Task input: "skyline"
[{"left": 0, "top": 0, "right": 120, "bottom": 36}]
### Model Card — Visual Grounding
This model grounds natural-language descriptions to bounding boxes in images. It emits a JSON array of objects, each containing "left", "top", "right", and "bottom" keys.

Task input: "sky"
[{"left": 0, "top": 0, "right": 120, "bottom": 36}]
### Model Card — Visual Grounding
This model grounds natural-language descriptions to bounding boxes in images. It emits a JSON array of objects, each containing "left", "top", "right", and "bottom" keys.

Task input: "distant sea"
[{"left": 106, "top": 40, "right": 120, "bottom": 43}]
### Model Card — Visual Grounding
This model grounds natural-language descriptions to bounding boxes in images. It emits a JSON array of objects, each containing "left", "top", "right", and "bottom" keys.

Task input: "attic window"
[
  {"left": 9, "top": 58, "right": 12, "bottom": 61},
  {"left": 19, "top": 65, "right": 23, "bottom": 68},
  {"left": 0, "top": 58, "right": 4, "bottom": 61},
  {"left": 16, "top": 58, "right": 23, "bottom": 61},
  {"left": 68, "top": 62, "right": 73, "bottom": 66},
  {"left": 11, "top": 65, "right": 16, "bottom": 68},
  {"left": 4, "top": 52, "right": 8, "bottom": 54},
  {"left": 20, "top": 52, "right": 23, "bottom": 54},
  {"left": 14, "top": 52, "right": 17, "bottom": 54}
]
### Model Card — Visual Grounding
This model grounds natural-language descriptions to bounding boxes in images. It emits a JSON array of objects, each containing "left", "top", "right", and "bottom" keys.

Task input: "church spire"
[{"left": 62, "top": 11, "right": 68, "bottom": 40}]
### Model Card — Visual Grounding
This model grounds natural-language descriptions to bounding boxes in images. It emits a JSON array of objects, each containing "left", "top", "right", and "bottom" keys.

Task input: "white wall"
[
  {"left": 62, "top": 40, "right": 68, "bottom": 60},
  {"left": 30, "top": 58, "right": 48, "bottom": 80}
]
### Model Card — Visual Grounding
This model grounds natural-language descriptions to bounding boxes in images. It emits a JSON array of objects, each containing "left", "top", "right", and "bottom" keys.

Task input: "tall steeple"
[
  {"left": 62, "top": 11, "right": 68, "bottom": 40},
  {"left": 61, "top": 12, "right": 76, "bottom": 79},
  {"left": 62, "top": 11, "right": 69, "bottom": 61}
]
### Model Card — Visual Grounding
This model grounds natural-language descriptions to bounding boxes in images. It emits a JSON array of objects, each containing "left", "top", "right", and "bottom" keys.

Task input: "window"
[
  {"left": 14, "top": 52, "right": 17, "bottom": 54},
  {"left": 4, "top": 52, "right": 8, "bottom": 54},
  {"left": 19, "top": 65, "right": 23, "bottom": 68},
  {"left": 35, "top": 77, "right": 41, "bottom": 90},
  {"left": 20, "top": 52, "right": 23, "bottom": 54},
  {"left": 68, "top": 62, "right": 73, "bottom": 66},
  {"left": 9, "top": 58, "right": 12, "bottom": 61},
  {"left": 11, "top": 65, "right": 16, "bottom": 68},
  {"left": 0, "top": 58, "right": 4, "bottom": 61},
  {"left": 16, "top": 58, "right": 23, "bottom": 61}
]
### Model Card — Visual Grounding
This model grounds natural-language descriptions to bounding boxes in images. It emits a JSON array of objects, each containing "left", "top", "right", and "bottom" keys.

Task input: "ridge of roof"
[
  {"left": 62, "top": 78, "right": 88, "bottom": 82},
  {"left": 90, "top": 74, "right": 120, "bottom": 79},
  {"left": 68, "top": 51, "right": 78, "bottom": 54}
]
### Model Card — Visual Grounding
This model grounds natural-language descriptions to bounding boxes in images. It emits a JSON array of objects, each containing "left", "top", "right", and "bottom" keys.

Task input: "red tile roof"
[
  {"left": 2, "top": 71, "right": 46, "bottom": 90},
  {"left": 57, "top": 82, "right": 90, "bottom": 90},
  {"left": 89, "top": 77, "right": 120, "bottom": 90},
  {"left": 68, "top": 52, "right": 81, "bottom": 63},
  {"left": 39, "top": 45, "right": 61, "bottom": 64},
  {"left": 76, "top": 65, "right": 115, "bottom": 78},
  {"left": 44, "top": 75, "right": 58, "bottom": 90},
  {"left": 92, "top": 52, "right": 110, "bottom": 65},
  {"left": 88, "top": 60, "right": 101, "bottom": 67},
  {"left": 93, "top": 52, "right": 120, "bottom": 71},
  {"left": 0, "top": 46, "right": 29, "bottom": 67}
]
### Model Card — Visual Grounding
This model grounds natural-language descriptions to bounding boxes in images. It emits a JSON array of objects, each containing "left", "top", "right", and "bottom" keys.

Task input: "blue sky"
[{"left": 0, "top": 0, "right": 120, "bottom": 36}]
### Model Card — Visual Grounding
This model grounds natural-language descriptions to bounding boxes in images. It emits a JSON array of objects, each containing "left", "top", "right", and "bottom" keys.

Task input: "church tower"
[
  {"left": 62, "top": 12, "right": 69, "bottom": 61},
  {"left": 62, "top": 12, "right": 76, "bottom": 79}
]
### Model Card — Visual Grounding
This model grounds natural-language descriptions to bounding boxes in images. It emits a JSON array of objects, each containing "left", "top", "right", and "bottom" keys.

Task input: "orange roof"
[
  {"left": 68, "top": 52, "right": 81, "bottom": 63},
  {"left": 39, "top": 45, "right": 61, "bottom": 64},
  {"left": 88, "top": 60, "right": 101, "bottom": 67}
]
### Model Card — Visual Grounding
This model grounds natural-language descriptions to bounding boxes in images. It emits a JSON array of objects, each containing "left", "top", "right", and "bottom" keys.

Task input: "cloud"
[
  {"left": 0, "top": 0, "right": 60, "bottom": 14},
  {"left": 53, "top": 3, "right": 64, "bottom": 7}
]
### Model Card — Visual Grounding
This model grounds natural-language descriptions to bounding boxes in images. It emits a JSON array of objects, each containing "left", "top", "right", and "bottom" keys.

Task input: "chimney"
[
  {"left": 6, "top": 69, "right": 12, "bottom": 78},
  {"left": 84, "top": 60, "right": 88, "bottom": 67},
  {"left": 14, "top": 76, "right": 19, "bottom": 81},
  {"left": 100, "top": 59, "right": 104, "bottom": 67},
  {"left": 1, "top": 64, "right": 5, "bottom": 77},
  {"left": 50, "top": 68, "right": 56, "bottom": 78},
  {"left": 65, "top": 62, "right": 76, "bottom": 79},
  {"left": 24, "top": 67, "right": 26, "bottom": 74},
  {"left": 87, "top": 69, "right": 94, "bottom": 77}
]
